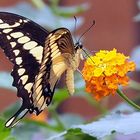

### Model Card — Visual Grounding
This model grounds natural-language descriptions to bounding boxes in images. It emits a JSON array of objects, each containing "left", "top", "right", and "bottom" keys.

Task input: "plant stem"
[
  {"left": 117, "top": 89, "right": 140, "bottom": 111},
  {"left": 31, "top": 0, "right": 45, "bottom": 9},
  {"left": 50, "top": 107, "right": 65, "bottom": 130}
]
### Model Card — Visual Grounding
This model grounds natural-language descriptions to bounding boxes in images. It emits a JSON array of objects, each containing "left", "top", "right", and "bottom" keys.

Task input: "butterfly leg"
[{"left": 77, "top": 68, "right": 84, "bottom": 77}]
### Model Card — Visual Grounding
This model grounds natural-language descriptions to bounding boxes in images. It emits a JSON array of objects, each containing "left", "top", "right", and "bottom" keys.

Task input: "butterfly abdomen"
[{"left": 66, "top": 68, "right": 75, "bottom": 95}]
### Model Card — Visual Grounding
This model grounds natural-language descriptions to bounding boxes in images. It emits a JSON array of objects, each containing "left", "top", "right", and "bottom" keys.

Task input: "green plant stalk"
[
  {"left": 49, "top": 107, "right": 65, "bottom": 130},
  {"left": 117, "top": 89, "right": 140, "bottom": 111}
]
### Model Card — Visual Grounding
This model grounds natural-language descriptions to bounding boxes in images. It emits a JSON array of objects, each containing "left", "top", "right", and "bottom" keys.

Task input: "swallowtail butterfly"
[{"left": 0, "top": 12, "right": 83, "bottom": 127}]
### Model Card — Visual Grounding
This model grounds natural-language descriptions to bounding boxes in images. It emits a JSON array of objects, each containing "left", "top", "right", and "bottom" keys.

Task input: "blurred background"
[{"left": 0, "top": 0, "right": 140, "bottom": 140}]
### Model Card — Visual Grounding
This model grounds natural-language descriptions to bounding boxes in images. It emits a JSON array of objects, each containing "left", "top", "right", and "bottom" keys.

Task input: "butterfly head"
[{"left": 75, "top": 41, "right": 83, "bottom": 50}]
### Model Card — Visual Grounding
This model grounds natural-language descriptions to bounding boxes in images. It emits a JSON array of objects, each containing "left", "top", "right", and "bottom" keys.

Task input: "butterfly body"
[{"left": 0, "top": 12, "right": 83, "bottom": 127}]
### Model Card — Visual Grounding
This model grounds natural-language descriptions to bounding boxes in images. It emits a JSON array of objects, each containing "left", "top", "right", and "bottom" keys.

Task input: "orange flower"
[
  {"left": 30, "top": 110, "right": 48, "bottom": 122},
  {"left": 82, "top": 48, "right": 136, "bottom": 100}
]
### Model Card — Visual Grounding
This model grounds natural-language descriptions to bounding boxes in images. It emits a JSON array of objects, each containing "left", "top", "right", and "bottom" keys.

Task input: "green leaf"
[
  {"left": 0, "top": 118, "right": 14, "bottom": 140},
  {"left": 66, "top": 128, "right": 83, "bottom": 135},
  {"left": 65, "top": 128, "right": 97, "bottom": 140}
]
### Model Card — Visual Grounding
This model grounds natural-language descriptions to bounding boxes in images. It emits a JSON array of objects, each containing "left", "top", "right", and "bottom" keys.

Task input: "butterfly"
[{"left": 0, "top": 12, "right": 84, "bottom": 127}]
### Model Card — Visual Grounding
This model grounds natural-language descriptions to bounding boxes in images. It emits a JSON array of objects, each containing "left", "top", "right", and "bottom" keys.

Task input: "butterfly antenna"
[
  {"left": 73, "top": 16, "right": 78, "bottom": 43},
  {"left": 78, "top": 20, "right": 95, "bottom": 42}
]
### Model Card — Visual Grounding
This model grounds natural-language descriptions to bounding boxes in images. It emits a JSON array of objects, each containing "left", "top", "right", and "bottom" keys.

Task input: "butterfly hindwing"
[{"left": 31, "top": 28, "right": 75, "bottom": 113}]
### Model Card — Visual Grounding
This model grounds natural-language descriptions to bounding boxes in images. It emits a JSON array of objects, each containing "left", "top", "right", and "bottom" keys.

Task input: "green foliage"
[
  {"left": 48, "top": 0, "right": 88, "bottom": 17},
  {"left": 64, "top": 128, "right": 97, "bottom": 140},
  {"left": 0, "top": 118, "right": 15, "bottom": 140},
  {"left": 31, "top": 0, "right": 88, "bottom": 18},
  {"left": 53, "top": 88, "right": 69, "bottom": 105}
]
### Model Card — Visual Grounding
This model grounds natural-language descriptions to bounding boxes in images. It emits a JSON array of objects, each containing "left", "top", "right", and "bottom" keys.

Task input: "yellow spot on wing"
[
  {"left": 18, "top": 68, "right": 25, "bottom": 76},
  {"left": 7, "top": 35, "right": 11, "bottom": 40},
  {"left": 0, "top": 22, "right": 20, "bottom": 29},
  {"left": 15, "top": 57, "right": 22, "bottom": 65},
  {"left": 5, "top": 117, "right": 15, "bottom": 127},
  {"left": 20, "top": 75, "right": 28, "bottom": 85},
  {"left": 10, "top": 32, "right": 24, "bottom": 38},
  {"left": 3, "top": 29, "right": 13, "bottom": 33},
  {"left": 0, "top": 19, "right": 3, "bottom": 23},
  {"left": 10, "top": 42, "right": 16, "bottom": 48},
  {"left": 24, "top": 83, "right": 33, "bottom": 93},
  {"left": 29, "top": 46, "right": 43, "bottom": 61},
  {"left": 18, "top": 36, "right": 30, "bottom": 44},
  {"left": 23, "top": 41, "right": 38, "bottom": 50},
  {"left": 13, "top": 49, "right": 20, "bottom": 56}
]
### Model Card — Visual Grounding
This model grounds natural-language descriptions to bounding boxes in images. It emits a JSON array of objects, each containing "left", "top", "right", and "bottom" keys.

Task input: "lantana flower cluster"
[{"left": 82, "top": 48, "right": 136, "bottom": 100}]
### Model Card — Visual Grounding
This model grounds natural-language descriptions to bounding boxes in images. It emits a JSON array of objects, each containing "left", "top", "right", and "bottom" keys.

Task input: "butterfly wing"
[
  {"left": 0, "top": 12, "right": 49, "bottom": 127},
  {"left": 0, "top": 12, "right": 76, "bottom": 127},
  {"left": 31, "top": 28, "right": 76, "bottom": 114}
]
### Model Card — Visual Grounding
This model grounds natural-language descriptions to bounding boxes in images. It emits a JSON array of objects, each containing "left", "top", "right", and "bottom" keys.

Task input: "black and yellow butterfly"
[{"left": 0, "top": 12, "right": 83, "bottom": 127}]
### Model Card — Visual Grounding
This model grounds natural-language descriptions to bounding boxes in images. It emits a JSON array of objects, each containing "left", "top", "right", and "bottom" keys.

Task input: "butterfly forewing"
[
  {"left": 0, "top": 12, "right": 49, "bottom": 127},
  {"left": 0, "top": 12, "right": 49, "bottom": 93}
]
